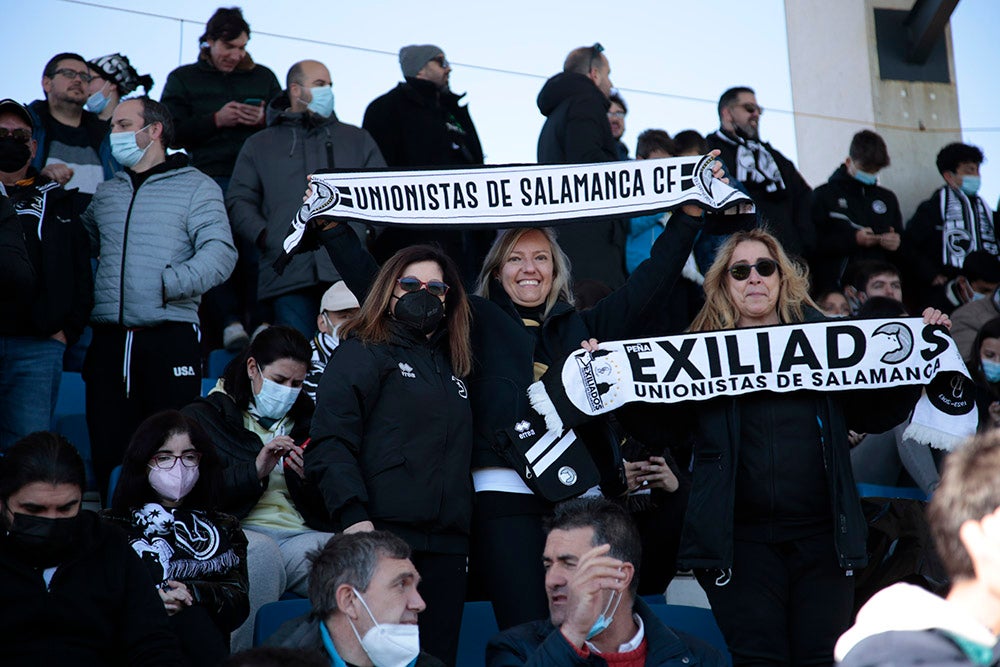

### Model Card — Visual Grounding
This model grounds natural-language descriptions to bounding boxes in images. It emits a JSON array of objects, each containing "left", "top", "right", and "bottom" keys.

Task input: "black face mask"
[
  {"left": 0, "top": 138, "right": 32, "bottom": 173},
  {"left": 392, "top": 290, "right": 445, "bottom": 336},
  {"left": 3, "top": 512, "right": 81, "bottom": 568}
]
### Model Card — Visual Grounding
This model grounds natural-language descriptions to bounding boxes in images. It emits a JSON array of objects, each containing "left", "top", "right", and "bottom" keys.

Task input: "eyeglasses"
[
  {"left": 728, "top": 259, "right": 779, "bottom": 281},
  {"left": 0, "top": 127, "right": 31, "bottom": 143},
  {"left": 734, "top": 103, "right": 763, "bottom": 115},
  {"left": 148, "top": 452, "right": 202, "bottom": 470},
  {"left": 52, "top": 68, "right": 94, "bottom": 83},
  {"left": 589, "top": 42, "right": 605, "bottom": 71},
  {"left": 431, "top": 55, "right": 449, "bottom": 68},
  {"left": 607, "top": 111, "right": 625, "bottom": 119},
  {"left": 397, "top": 276, "right": 449, "bottom": 297}
]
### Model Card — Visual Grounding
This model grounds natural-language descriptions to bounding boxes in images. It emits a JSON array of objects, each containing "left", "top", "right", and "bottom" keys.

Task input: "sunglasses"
[
  {"left": 728, "top": 259, "right": 779, "bottom": 281},
  {"left": 589, "top": 42, "right": 605, "bottom": 70},
  {"left": 431, "top": 55, "right": 449, "bottom": 68},
  {"left": 52, "top": 68, "right": 94, "bottom": 83},
  {"left": 397, "top": 276, "right": 449, "bottom": 297},
  {"left": 735, "top": 103, "right": 763, "bottom": 115},
  {"left": 0, "top": 127, "right": 31, "bottom": 143}
]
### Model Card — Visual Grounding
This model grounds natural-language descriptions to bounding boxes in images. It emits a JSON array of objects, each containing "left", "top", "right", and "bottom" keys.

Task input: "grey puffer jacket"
[
  {"left": 227, "top": 95, "right": 385, "bottom": 301},
  {"left": 83, "top": 154, "right": 236, "bottom": 327}
]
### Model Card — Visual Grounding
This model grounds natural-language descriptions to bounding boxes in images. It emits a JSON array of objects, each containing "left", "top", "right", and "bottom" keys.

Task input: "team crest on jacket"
[
  {"left": 872, "top": 199, "right": 887, "bottom": 214},
  {"left": 837, "top": 198, "right": 848, "bottom": 209},
  {"left": 398, "top": 362, "right": 416, "bottom": 378},
  {"left": 451, "top": 375, "right": 468, "bottom": 398}
]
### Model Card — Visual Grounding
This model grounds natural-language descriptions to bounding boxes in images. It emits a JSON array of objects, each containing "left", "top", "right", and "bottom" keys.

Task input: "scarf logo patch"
[{"left": 398, "top": 362, "right": 416, "bottom": 378}]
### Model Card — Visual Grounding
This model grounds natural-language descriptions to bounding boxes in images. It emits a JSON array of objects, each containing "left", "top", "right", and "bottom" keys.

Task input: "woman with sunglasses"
[
  {"left": 102, "top": 410, "right": 249, "bottom": 667},
  {"left": 308, "top": 244, "right": 473, "bottom": 666},
  {"left": 621, "top": 228, "right": 948, "bottom": 666},
  {"left": 182, "top": 324, "right": 335, "bottom": 651}
]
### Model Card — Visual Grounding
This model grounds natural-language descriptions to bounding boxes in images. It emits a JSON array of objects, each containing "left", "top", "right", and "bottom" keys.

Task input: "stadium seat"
[
  {"left": 208, "top": 348, "right": 239, "bottom": 378},
  {"left": 647, "top": 603, "right": 731, "bottom": 662},
  {"left": 53, "top": 371, "right": 86, "bottom": 425},
  {"left": 53, "top": 413, "right": 95, "bottom": 491},
  {"left": 856, "top": 483, "right": 929, "bottom": 501},
  {"left": 106, "top": 465, "right": 123, "bottom": 508},
  {"left": 202, "top": 377, "right": 218, "bottom": 397},
  {"left": 457, "top": 601, "right": 500, "bottom": 666},
  {"left": 253, "top": 598, "right": 311, "bottom": 647}
]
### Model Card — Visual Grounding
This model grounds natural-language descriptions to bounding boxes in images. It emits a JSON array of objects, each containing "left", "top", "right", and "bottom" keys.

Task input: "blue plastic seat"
[
  {"left": 202, "top": 377, "right": 219, "bottom": 397},
  {"left": 52, "top": 371, "right": 86, "bottom": 426},
  {"left": 856, "top": 483, "right": 929, "bottom": 501},
  {"left": 647, "top": 603, "right": 731, "bottom": 662},
  {"left": 457, "top": 601, "right": 499, "bottom": 666},
  {"left": 106, "top": 465, "right": 123, "bottom": 508},
  {"left": 253, "top": 598, "right": 311, "bottom": 647},
  {"left": 53, "top": 413, "right": 95, "bottom": 491},
  {"left": 208, "top": 348, "right": 239, "bottom": 379}
]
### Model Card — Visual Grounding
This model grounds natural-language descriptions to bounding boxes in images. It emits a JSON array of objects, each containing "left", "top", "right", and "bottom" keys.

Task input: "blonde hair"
[
  {"left": 339, "top": 245, "right": 473, "bottom": 377},
  {"left": 475, "top": 227, "right": 573, "bottom": 318},
  {"left": 689, "top": 228, "right": 816, "bottom": 332}
]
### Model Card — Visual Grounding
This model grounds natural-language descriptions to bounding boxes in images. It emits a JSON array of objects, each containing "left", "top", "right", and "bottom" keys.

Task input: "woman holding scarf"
[
  {"left": 308, "top": 244, "right": 474, "bottom": 666},
  {"left": 103, "top": 410, "right": 249, "bottom": 667}
]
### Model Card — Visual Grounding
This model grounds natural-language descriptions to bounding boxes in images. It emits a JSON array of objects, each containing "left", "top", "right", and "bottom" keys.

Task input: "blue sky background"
[{"left": 2, "top": 0, "right": 998, "bottom": 208}]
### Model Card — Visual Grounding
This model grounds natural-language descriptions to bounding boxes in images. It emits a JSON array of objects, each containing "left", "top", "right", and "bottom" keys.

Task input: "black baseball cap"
[{"left": 0, "top": 99, "right": 33, "bottom": 129}]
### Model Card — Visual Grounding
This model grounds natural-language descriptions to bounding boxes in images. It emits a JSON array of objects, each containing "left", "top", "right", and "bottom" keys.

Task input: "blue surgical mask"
[
  {"left": 253, "top": 375, "right": 301, "bottom": 420},
  {"left": 110, "top": 125, "right": 152, "bottom": 168},
  {"left": 961, "top": 175, "right": 981, "bottom": 196},
  {"left": 972, "top": 291, "right": 987, "bottom": 302},
  {"left": 983, "top": 359, "right": 1000, "bottom": 384},
  {"left": 85, "top": 90, "right": 110, "bottom": 114},
  {"left": 307, "top": 85, "right": 335, "bottom": 118},
  {"left": 586, "top": 589, "right": 623, "bottom": 640},
  {"left": 853, "top": 169, "right": 878, "bottom": 186}
]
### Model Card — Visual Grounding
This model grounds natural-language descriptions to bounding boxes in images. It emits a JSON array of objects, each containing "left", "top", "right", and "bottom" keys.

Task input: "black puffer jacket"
[
  {"left": 0, "top": 195, "right": 35, "bottom": 314},
  {"left": 181, "top": 388, "right": 335, "bottom": 532},
  {"left": 811, "top": 164, "right": 904, "bottom": 291},
  {"left": 317, "top": 214, "right": 701, "bottom": 477},
  {"left": 308, "top": 323, "right": 473, "bottom": 554}
]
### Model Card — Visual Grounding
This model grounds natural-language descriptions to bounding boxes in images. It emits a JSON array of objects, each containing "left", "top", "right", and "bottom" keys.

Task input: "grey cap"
[{"left": 399, "top": 44, "right": 444, "bottom": 78}]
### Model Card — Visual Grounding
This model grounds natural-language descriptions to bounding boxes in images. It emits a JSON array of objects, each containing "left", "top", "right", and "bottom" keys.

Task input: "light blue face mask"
[
  {"left": 85, "top": 90, "right": 110, "bottom": 114},
  {"left": 586, "top": 589, "right": 623, "bottom": 640},
  {"left": 961, "top": 175, "right": 981, "bottom": 196},
  {"left": 306, "top": 85, "right": 335, "bottom": 118},
  {"left": 983, "top": 358, "right": 1000, "bottom": 384},
  {"left": 853, "top": 169, "right": 878, "bottom": 186},
  {"left": 253, "top": 375, "right": 301, "bottom": 420},
  {"left": 109, "top": 125, "right": 151, "bottom": 168}
]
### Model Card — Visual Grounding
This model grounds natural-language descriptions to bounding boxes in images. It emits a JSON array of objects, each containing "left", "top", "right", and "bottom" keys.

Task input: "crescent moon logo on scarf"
[
  {"left": 174, "top": 512, "right": 221, "bottom": 560},
  {"left": 872, "top": 322, "right": 914, "bottom": 365}
]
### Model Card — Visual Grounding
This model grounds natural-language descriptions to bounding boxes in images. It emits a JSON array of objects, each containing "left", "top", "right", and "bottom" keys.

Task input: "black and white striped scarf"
[
  {"left": 940, "top": 185, "right": 996, "bottom": 268},
  {"left": 712, "top": 129, "right": 786, "bottom": 193}
]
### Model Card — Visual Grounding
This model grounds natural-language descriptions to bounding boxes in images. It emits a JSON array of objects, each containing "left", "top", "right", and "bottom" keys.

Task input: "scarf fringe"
[
  {"left": 167, "top": 548, "right": 240, "bottom": 581},
  {"left": 528, "top": 381, "right": 565, "bottom": 432},
  {"left": 902, "top": 422, "right": 963, "bottom": 453}
]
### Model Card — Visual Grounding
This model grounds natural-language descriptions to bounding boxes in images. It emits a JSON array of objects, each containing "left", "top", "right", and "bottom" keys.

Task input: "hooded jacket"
[
  {"left": 811, "top": 164, "right": 904, "bottom": 291},
  {"left": 308, "top": 322, "right": 474, "bottom": 554},
  {"left": 82, "top": 153, "right": 237, "bottom": 327},
  {"left": 227, "top": 94, "right": 385, "bottom": 301},
  {"left": 835, "top": 583, "right": 1000, "bottom": 666},
  {"left": 536, "top": 71, "right": 627, "bottom": 289},
  {"left": 161, "top": 53, "right": 282, "bottom": 178},
  {"left": 0, "top": 196, "right": 35, "bottom": 313}
]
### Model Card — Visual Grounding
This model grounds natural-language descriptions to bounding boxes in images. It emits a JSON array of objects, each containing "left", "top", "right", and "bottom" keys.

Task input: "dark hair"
[
  {"left": 970, "top": 317, "right": 1000, "bottom": 379},
  {"left": 849, "top": 130, "right": 890, "bottom": 171},
  {"left": 43, "top": 52, "right": 87, "bottom": 79},
  {"left": 608, "top": 92, "right": 627, "bottom": 114},
  {"left": 928, "top": 431, "right": 1000, "bottom": 580},
  {"left": 135, "top": 97, "right": 175, "bottom": 149},
  {"left": 545, "top": 498, "right": 641, "bottom": 594},
  {"left": 635, "top": 129, "right": 673, "bottom": 159},
  {"left": 0, "top": 432, "right": 86, "bottom": 501},
  {"left": 340, "top": 245, "right": 473, "bottom": 377},
  {"left": 307, "top": 531, "right": 411, "bottom": 617},
  {"left": 855, "top": 296, "right": 907, "bottom": 319},
  {"left": 286, "top": 62, "right": 305, "bottom": 91},
  {"left": 200, "top": 7, "right": 251, "bottom": 43},
  {"left": 936, "top": 142, "right": 984, "bottom": 175},
  {"left": 221, "top": 325, "right": 312, "bottom": 411},
  {"left": 224, "top": 647, "right": 328, "bottom": 667},
  {"left": 717, "top": 86, "right": 755, "bottom": 119},
  {"left": 672, "top": 130, "right": 707, "bottom": 156},
  {"left": 848, "top": 260, "right": 901, "bottom": 293},
  {"left": 111, "top": 410, "right": 224, "bottom": 512},
  {"left": 564, "top": 44, "right": 605, "bottom": 75}
]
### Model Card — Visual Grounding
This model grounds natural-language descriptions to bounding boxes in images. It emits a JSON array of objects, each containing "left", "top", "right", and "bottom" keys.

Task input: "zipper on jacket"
[{"left": 117, "top": 185, "right": 141, "bottom": 326}]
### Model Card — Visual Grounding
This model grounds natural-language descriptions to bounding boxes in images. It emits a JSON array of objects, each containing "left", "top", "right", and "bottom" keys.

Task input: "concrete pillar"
[{"left": 784, "top": 0, "right": 962, "bottom": 221}]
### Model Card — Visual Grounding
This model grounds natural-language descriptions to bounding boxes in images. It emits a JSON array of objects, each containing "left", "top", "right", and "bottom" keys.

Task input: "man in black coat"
[
  {"left": 707, "top": 86, "right": 814, "bottom": 260},
  {"left": 537, "top": 44, "right": 628, "bottom": 290},
  {"left": 363, "top": 44, "right": 488, "bottom": 284}
]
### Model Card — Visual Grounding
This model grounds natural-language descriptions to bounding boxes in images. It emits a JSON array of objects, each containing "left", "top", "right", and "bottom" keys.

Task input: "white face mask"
[{"left": 348, "top": 587, "right": 420, "bottom": 667}]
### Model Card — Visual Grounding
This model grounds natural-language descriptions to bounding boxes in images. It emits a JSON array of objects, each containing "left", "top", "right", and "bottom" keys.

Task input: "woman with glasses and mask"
[
  {"left": 617, "top": 227, "right": 948, "bottom": 666},
  {"left": 310, "top": 160, "right": 722, "bottom": 632},
  {"left": 308, "top": 244, "right": 473, "bottom": 666},
  {"left": 182, "top": 324, "right": 334, "bottom": 651},
  {"left": 102, "top": 410, "right": 249, "bottom": 667},
  {"left": 0, "top": 432, "right": 182, "bottom": 665}
]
